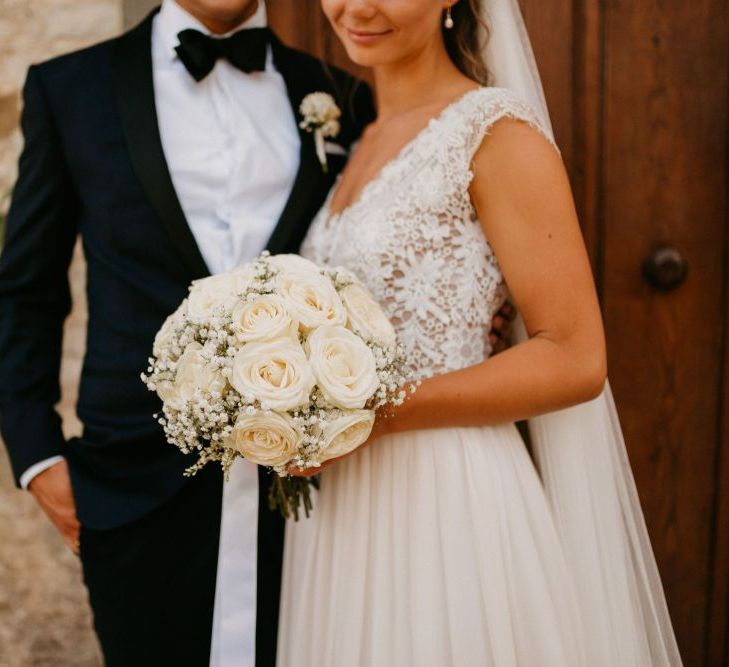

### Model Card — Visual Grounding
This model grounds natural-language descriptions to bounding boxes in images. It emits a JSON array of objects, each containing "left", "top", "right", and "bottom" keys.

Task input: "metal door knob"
[{"left": 641, "top": 246, "right": 688, "bottom": 292}]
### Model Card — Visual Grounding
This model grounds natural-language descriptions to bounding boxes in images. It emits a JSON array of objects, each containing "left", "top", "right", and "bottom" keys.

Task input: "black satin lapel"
[
  {"left": 111, "top": 12, "right": 210, "bottom": 279},
  {"left": 266, "top": 36, "right": 334, "bottom": 256}
]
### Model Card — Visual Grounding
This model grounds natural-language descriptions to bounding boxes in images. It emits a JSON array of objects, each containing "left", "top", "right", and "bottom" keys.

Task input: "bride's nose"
[{"left": 343, "top": 0, "right": 380, "bottom": 21}]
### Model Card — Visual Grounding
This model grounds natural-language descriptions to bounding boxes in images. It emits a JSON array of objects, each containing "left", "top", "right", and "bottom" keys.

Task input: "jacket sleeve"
[{"left": 0, "top": 65, "right": 79, "bottom": 485}]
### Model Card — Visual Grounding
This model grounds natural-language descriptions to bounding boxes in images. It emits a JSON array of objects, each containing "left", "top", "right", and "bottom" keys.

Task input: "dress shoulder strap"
[{"left": 453, "top": 86, "right": 560, "bottom": 163}]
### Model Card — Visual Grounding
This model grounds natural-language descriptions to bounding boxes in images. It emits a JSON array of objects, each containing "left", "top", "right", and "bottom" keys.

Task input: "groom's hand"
[
  {"left": 29, "top": 459, "right": 80, "bottom": 555},
  {"left": 489, "top": 301, "right": 516, "bottom": 354}
]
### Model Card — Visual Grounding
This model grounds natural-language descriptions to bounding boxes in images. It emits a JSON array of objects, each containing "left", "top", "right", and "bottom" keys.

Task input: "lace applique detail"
[{"left": 301, "top": 87, "right": 557, "bottom": 380}]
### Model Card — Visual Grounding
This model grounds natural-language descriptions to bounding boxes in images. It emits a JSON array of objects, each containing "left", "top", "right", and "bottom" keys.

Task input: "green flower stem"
[{"left": 268, "top": 475, "right": 320, "bottom": 521}]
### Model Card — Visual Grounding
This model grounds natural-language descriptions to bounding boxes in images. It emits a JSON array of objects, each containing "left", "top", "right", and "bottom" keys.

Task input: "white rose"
[
  {"left": 307, "top": 326, "right": 379, "bottom": 409},
  {"left": 318, "top": 410, "right": 375, "bottom": 463},
  {"left": 153, "top": 299, "right": 188, "bottom": 357},
  {"left": 187, "top": 271, "right": 252, "bottom": 320},
  {"left": 340, "top": 282, "right": 397, "bottom": 348},
  {"left": 231, "top": 294, "right": 298, "bottom": 344},
  {"left": 226, "top": 411, "right": 300, "bottom": 468},
  {"left": 231, "top": 339, "right": 315, "bottom": 411},
  {"left": 268, "top": 253, "right": 322, "bottom": 276},
  {"left": 158, "top": 342, "right": 226, "bottom": 406},
  {"left": 277, "top": 270, "right": 346, "bottom": 332}
]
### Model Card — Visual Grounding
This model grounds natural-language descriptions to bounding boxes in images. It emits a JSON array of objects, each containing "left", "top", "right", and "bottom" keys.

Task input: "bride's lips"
[{"left": 345, "top": 27, "right": 393, "bottom": 45}]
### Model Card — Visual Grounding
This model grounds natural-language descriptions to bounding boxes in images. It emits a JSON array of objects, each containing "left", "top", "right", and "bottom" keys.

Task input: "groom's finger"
[
  {"left": 42, "top": 498, "right": 81, "bottom": 553},
  {"left": 29, "top": 460, "right": 81, "bottom": 553},
  {"left": 58, "top": 512, "right": 81, "bottom": 553},
  {"left": 63, "top": 531, "right": 81, "bottom": 556},
  {"left": 500, "top": 300, "right": 516, "bottom": 320},
  {"left": 491, "top": 314, "right": 506, "bottom": 338}
]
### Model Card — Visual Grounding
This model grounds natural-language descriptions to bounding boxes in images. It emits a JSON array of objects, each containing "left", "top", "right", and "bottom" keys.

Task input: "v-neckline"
[{"left": 326, "top": 86, "right": 484, "bottom": 222}]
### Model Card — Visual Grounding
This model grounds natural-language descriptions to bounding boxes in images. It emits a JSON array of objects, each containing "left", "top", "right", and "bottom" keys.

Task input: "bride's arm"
[
  {"left": 292, "top": 118, "right": 607, "bottom": 476},
  {"left": 377, "top": 118, "right": 607, "bottom": 436}
]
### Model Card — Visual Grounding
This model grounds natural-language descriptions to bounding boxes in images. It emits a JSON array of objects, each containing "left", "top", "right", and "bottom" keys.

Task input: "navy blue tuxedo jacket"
[{"left": 0, "top": 12, "right": 374, "bottom": 529}]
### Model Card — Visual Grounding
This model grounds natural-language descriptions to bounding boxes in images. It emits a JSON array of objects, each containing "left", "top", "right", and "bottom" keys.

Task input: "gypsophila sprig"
[{"left": 142, "top": 252, "right": 414, "bottom": 519}]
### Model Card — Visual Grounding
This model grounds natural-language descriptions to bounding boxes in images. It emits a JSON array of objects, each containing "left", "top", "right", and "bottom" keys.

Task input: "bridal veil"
[{"left": 482, "top": 0, "right": 683, "bottom": 663}]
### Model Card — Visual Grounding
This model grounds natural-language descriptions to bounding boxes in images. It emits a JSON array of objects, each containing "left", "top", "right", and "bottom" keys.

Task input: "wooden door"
[
  {"left": 268, "top": 1, "right": 729, "bottom": 664},
  {"left": 595, "top": 3, "right": 728, "bottom": 666}
]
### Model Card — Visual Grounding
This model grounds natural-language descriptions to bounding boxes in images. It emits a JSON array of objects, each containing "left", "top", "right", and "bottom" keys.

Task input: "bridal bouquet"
[{"left": 142, "top": 253, "right": 412, "bottom": 519}]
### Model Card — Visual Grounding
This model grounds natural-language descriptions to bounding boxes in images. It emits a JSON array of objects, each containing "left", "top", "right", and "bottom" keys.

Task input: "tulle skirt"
[{"left": 277, "top": 423, "right": 589, "bottom": 666}]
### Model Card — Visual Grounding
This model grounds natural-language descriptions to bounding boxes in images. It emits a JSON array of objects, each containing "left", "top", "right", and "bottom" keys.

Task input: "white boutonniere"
[{"left": 299, "top": 92, "right": 342, "bottom": 173}]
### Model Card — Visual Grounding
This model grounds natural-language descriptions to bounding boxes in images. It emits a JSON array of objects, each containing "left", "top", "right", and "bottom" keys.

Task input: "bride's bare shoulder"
[{"left": 468, "top": 102, "right": 571, "bottom": 224}]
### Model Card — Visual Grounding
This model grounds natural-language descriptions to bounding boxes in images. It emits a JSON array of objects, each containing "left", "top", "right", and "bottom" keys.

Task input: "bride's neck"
[{"left": 372, "top": 44, "right": 467, "bottom": 120}]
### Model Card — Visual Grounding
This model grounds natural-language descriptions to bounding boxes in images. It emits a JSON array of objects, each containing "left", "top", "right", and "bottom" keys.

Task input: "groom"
[{"left": 0, "top": 1, "right": 374, "bottom": 665}]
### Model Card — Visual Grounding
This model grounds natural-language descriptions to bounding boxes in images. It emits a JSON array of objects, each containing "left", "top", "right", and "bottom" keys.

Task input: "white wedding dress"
[{"left": 277, "top": 87, "right": 677, "bottom": 666}]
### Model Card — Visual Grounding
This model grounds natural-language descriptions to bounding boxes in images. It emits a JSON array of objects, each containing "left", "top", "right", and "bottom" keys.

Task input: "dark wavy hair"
[{"left": 443, "top": 0, "right": 492, "bottom": 85}]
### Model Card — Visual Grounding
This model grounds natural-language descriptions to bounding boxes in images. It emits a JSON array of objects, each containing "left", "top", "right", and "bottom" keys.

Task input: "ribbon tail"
[{"left": 314, "top": 129, "right": 328, "bottom": 173}]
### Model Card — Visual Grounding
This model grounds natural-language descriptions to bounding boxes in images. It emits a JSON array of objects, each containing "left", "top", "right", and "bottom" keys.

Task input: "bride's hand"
[{"left": 289, "top": 410, "right": 393, "bottom": 478}]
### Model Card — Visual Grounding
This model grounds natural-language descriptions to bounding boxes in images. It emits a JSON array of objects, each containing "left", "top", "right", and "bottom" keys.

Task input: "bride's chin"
[{"left": 340, "top": 44, "right": 397, "bottom": 69}]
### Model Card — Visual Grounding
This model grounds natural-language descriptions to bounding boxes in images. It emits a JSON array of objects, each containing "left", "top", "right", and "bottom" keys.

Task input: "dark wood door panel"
[
  {"left": 712, "top": 299, "right": 729, "bottom": 666},
  {"left": 268, "top": 0, "right": 368, "bottom": 79},
  {"left": 600, "top": 0, "right": 729, "bottom": 663},
  {"left": 519, "top": 0, "right": 575, "bottom": 172}
]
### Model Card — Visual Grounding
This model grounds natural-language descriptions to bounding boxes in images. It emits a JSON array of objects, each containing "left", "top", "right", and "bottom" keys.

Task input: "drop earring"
[{"left": 444, "top": 6, "right": 454, "bottom": 29}]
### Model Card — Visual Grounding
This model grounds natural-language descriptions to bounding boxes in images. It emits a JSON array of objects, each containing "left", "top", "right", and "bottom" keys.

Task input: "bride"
[{"left": 278, "top": 0, "right": 682, "bottom": 665}]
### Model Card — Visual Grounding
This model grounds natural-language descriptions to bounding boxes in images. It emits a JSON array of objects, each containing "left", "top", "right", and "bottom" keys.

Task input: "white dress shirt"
[
  {"left": 154, "top": 0, "right": 300, "bottom": 275},
  {"left": 20, "top": 455, "right": 64, "bottom": 488}
]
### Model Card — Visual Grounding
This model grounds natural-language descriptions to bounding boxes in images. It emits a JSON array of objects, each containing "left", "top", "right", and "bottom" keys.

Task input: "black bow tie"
[{"left": 175, "top": 27, "right": 269, "bottom": 82}]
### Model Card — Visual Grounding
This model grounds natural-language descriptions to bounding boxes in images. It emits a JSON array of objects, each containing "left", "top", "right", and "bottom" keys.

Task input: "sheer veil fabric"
[{"left": 490, "top": 0, "right": 682, "bottom": 663}]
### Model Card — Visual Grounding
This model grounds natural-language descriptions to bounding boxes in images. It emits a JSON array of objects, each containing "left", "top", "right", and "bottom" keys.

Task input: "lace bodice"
[{"left": 301, "top": 87, "right": 557, "bottom": 380}]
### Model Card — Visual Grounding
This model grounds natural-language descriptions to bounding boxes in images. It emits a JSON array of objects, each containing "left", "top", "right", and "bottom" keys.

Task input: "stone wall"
[
  {"left": 0, "top": 1, "right": 122, "bottom": 664},
  {"left": 124, "top": 0, "right": 159, "bottom": 28}
]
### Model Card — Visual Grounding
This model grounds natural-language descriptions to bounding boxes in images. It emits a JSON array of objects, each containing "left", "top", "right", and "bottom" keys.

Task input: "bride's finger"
[
  {"left": 290, "top": 455, "right": 345, "bottom": 477},
  {"left": 289, "top": 466, "right": 320, "bottom": 478}
]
